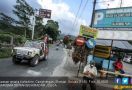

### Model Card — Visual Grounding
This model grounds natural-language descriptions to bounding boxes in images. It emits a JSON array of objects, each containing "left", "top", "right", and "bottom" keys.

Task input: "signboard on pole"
[
  {"left": 79, "top": 25, "right": 98, "bottom": 39},
  {"left": 86, "top": 38, "right": 96, "bottom": 48},
  {"left": 39, "top": 9, "right": 51, "bottom": 18},
  {"left": 94, "top": 45, "right": 111, "bottom": 58},
  {"left": 93, "top": 7, "right": 132, "bottom": 30}
]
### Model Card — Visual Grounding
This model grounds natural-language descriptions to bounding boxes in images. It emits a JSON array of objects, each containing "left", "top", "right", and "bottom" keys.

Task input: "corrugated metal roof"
[{"left": 96, "top": 40, "right": 132, "bottom": 50}]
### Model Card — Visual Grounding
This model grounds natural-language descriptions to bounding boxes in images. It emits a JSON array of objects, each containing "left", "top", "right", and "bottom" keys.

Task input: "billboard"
[
  {"left": 79, "top": 25, "right": 98, "bottom": 39},
  {"left": 39, "top": 9, "right": 51, "bottom": 18},
  {"left": 97, "top": 30, "right": 132, "bottom": 40},
  {"left": 93, "top": 7, "right": 132, "bottom": 29}
]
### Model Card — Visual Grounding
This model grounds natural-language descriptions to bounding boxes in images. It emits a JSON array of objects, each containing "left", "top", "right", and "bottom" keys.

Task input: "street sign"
[
  {"left": 86, "top": 38, "right": 96, "bottom": 48},
  {"left": 79, "top": 25, "right": 98, "bottom": 39},
  {"left": 93, "top": 7, "right": 132, "bottom": 29},
  {"left": 94, "top": 45, "right": 111, "bottom": 58},
  {"left": 39, "top": 9, "right": 51, "bottom": 18}
]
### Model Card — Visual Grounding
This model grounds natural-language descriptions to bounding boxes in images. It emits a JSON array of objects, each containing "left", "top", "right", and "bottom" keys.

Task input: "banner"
[
  {"left": 93, "top": 7, "right": 132, "bottom": 29},
  {"left": 94, "top": 45, "right": 111, "bottom": 58},
  {"left": 79, "top": 25, "right": 98, "bottom": 39}
]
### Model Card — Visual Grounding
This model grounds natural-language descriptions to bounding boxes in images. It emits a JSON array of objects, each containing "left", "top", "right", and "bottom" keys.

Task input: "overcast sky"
[{"left": 0, "top": 0, "right": 132, "bottom": 36}]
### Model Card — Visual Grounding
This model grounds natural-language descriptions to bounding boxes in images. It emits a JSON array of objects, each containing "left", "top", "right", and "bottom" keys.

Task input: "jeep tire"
[
  {"left": 30, "top": 55, "right": 39, "bottom": 67},
  {"left": 12, "top": 55, "right": 21, "bottom": 64}
]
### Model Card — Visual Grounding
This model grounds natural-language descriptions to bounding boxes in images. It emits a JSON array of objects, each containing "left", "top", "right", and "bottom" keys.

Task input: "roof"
[{"left": 96, "top": 40, "right": 132, "bottom": 50}]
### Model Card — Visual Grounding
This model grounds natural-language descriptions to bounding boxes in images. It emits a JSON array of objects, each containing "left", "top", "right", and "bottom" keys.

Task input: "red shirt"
[{"left": 113, "top": 60, "right": 123, "bottom": 70}]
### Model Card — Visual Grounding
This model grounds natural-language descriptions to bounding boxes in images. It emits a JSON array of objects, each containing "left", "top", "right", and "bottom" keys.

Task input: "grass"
[{"left": 0, "top": 48, "right": 12, "bottom": 58}]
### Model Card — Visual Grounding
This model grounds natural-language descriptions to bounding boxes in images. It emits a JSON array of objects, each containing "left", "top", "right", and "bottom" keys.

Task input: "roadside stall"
[{"left": 71, "top": 25, "right": 98, "bottom": 77}]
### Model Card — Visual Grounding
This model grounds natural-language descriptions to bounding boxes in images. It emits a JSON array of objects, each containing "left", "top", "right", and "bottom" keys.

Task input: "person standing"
[
  {"left": 82, "top": 61, "right": 97, "bottom": 90},
  {"left": 42, "top": 34, "right": 49, "bottom": 60}
]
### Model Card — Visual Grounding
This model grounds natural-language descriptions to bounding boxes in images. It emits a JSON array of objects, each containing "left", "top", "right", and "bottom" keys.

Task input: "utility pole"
[
  {"left": 31, "top": 9, "right": 38, "bottom": 40},
  {"left": 90, "top": 0, "right": 97, "bottom": 27},
  {"left": 120, "top": 0, "right": 123, "bottom": 7},
  {"left": 31, "top": 15, "right": 35, "bottom": 40}
]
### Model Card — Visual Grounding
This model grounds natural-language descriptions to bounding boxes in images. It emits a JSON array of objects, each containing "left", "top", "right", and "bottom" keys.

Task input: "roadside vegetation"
[{"left": 0, "top": 0, "right": 60, "bottom": 58}]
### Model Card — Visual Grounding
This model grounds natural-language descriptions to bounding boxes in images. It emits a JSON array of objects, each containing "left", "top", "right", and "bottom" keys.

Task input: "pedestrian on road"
[
  {"left": 41, "top": 34, "right": 49, "bottom": 59},
  {"left": 82, "top": 61, "right": 97, "bottom": 90}
]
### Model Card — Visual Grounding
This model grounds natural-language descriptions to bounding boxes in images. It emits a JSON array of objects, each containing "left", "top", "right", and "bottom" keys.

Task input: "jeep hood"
[{"left": 14, "top": 47, "right": 39, "bottom": 52}]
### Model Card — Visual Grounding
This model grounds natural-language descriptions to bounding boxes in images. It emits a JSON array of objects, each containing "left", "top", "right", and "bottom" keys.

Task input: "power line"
[
  {"left": 75, "top": 0, "right": 89, "bottom": 26},
  {"left": 71, "top": 0, "right": 83, "bottom": 31}
]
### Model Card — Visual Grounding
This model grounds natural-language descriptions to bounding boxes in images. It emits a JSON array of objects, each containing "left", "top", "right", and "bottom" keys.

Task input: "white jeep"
[{"left": 12, "top": 41, "right": 48, "bottom": 67}]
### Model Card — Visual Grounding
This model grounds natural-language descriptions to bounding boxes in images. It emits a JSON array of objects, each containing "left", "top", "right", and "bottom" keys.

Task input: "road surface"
[
  {"left": 0, "top": 45, "right": 132, "bottom": 90},
  {"left": 0, "top": 45, "right": 65, "bottom": 77}
]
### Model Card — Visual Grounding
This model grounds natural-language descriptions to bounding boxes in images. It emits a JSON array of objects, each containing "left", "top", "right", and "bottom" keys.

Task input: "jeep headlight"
[{"left": 28, "top": 51, "right": 32, "bottom": 56}]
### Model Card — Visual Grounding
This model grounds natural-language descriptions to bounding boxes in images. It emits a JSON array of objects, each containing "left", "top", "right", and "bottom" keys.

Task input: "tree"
[
  {"left": 44, "top": 20, "right": 60, "bottom": 40},
  {"left": 0, "top": 13, "right": 17, "bottom": 25},
  {"left": 34, "top": 16, "right": 44, "bottom": 39},
  {"left": 0, "top": 12, "right": 23, "bottom": 35},
  {"left": 0, "top": 13, "right": 16, "bottom": 29},
  {"left": 13, "top": 0, "right": 34, "bottom": 38}
]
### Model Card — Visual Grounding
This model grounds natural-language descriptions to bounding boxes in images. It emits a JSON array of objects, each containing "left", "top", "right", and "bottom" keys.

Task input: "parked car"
[
  {"left": 12, "top": 41, "right": 48, "bottom": 67},
  {"left": 123, "top": 55, "right": 132, "bottom": 64}
]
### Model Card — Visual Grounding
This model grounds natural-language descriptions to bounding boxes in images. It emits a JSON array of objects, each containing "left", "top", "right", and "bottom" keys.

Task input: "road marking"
[
  {"left": 52, "top": 48, "right": 67, "bottom": 76},
  {"left": 27, "top": 70, "right": 41, "bottom": 76}
]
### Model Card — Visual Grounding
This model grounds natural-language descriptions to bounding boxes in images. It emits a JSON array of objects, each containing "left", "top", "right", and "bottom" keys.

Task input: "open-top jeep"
[{"left": 12, "top": 41, "right": 48, "bottom": 67}]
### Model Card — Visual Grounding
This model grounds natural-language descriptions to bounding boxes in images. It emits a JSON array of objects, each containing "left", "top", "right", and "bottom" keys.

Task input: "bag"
[{"left": 75, "top": 37, "right": 85, "bottom": 46}]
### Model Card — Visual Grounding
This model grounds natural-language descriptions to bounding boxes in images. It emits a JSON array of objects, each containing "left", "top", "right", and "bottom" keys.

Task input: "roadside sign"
[
  {"left": 86, "top": 38, "right": 96, "bottom": 48},
  {"left": 79, "top": 25, "right": 98, "bottom": 39},
  {"left": 39, "top": 9, "right": 51, "bottom": 18},
  {"left": 94, "top": 45, "right": 111, "bottom": 58},
  {"left": 93, "top": 7, "right": 132, "bottom": 29}
]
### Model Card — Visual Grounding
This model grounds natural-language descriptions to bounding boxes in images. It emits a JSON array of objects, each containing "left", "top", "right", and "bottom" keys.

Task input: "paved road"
[
  {"left": 0, "top": 45, "right": 65, "bottom": 77},
  {"left": 0, "top": 45, "right": 132, "bottom": 90},
  {"left": 123, "top": 61, "right": 132, "bottom": 75}
]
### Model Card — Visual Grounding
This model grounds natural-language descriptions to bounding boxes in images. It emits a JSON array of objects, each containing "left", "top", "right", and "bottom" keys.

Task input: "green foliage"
[
  {"left": 0, "top": 13, "right": 18, "bottom": 32},
  {"left": 34, "top": 16, "right": 44, "bottom": 39},
  {"left": 44, "top": 20, "right": 60, "bottom": 40},
  {"left": 13, "top": 0, "right": 34, "bottom": 37},
  {"left": 0, "top": 0, "right": 60, "bottom": 41},
  {"left": 0, "top": 12, "right": 25, "bottom": 36},
  {"left": 0, "top": 48, "right": 12, "bottom": 58},
  {"left": 13, "top": 35, "right": 26, "bottom": 45},
  {"left": 0, "top": 34, "right": 26, "bottom": 45},
  {"left": 0, "top": 34, "right": 11, "bottom": 43}
]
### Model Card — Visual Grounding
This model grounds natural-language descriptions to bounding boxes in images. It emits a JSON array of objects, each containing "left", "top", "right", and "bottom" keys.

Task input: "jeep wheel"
[
  {"left": 12, "top": 56, "right": 21, "bottom": 64},
  {"left": 30, "top": 55, "right": 39, "bottom": 67}
]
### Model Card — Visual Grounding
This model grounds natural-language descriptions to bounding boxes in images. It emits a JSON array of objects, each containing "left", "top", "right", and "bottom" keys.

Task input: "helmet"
[{"left": 90, "top": 61, "right": 95, "bottom": 65}]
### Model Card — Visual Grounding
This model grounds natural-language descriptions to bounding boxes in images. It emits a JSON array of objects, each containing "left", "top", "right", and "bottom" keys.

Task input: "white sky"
[
  {"left": 37, "top": 0, "right": 87, "bottom": 36},
  {"left": 98, "top": 0, "right": 132, "bottom": 9},
  {"left": 37, "top": 0, "right": 132, "bottom": 36}
]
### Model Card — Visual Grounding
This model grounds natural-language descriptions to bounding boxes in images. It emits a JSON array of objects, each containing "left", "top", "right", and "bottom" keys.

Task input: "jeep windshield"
[{"left": 24, "top": 41, "right": 41, "bottom": 49}]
